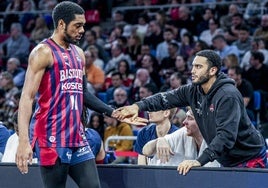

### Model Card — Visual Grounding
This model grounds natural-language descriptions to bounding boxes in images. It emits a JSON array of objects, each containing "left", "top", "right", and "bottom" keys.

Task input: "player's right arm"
[{"left": 16, "top": 43, "right": 53, "bottom": 174}]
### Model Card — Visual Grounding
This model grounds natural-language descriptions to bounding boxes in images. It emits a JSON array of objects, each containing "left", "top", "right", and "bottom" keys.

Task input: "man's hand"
[
  {"left": 112, "top": 104, "right": 140, "bottom": 120},
  {"left": 177, "top": 160, "right": 201, "bottom": 175},
  {"left": 16, "top": 140, "right": 33, "bottom": 174},
  {"left": 156, "top": 137, "right": 174, "bottom": 163}
]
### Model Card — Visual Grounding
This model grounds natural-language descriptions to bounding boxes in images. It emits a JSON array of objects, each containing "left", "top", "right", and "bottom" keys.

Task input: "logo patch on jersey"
[
  {"left": 62, "top": 53, "right": 70, "bottom": 67},
  {"left": 209, "top": 104, "right": 215, "bottom": 112},
  {"left": 49, "top": 136, "right": 56, "bottom": 143}
]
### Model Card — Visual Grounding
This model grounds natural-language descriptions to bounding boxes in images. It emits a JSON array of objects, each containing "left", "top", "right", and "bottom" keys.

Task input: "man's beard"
[
  {"left": 192, "top": 71, "right": 211, "bottom": 85},
  {"left": 63, "top": 29, "right": 79, "bottom": 45}
]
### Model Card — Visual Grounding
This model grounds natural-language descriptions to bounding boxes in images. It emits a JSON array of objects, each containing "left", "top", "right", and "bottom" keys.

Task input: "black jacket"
[{"left": 136, "top": 73, "right": 265, "bottom": 167}]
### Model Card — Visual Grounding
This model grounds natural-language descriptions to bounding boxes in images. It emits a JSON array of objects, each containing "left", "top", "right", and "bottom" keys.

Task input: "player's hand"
[
  {"left": 16, "top": 140, "right": 33, "bottom": 174},
  {"left": 177, "top": 160, "right": 201, "bottom": 175},
  {"left": 113, "top": 104, "right": 139, "bottom": 121},
  {"left": 156, "top": 137, "right": 174, "bottom": 163}
]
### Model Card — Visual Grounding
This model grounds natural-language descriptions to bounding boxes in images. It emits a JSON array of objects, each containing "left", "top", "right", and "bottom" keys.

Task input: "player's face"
[
  {"left": 183, "top": 110, "right": 199, "bottom": 137},
  {"left": 191, "top": 56, "right": 212, "bottom": 85},
  {"left": 63, "top": 14, "right": 85, "bottom": 44}
]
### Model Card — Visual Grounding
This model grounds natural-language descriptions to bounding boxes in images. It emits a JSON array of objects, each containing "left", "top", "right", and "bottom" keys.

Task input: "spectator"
[
  {"left": 173, "top": 55, "right": 191, "bottom": 83},
  {"left": 232, "top": 24, "right": 252, "bottom": 60},
  {"left": 179, "top": 32, "right": 195, "bottom": 62},
  {"left": 19, "top": 0, "right": 36, "bottom": 33},
  {"left": 140, "top": 54, "right": 162, "bottom": 89},
  {"left": 160, "top": 41, "right": 179, "bottom": 73},
  {"left": 88, "top": 45, "right": 104, "bottom": 70},
  {"left": 6, "top": 57, "right": 25, "bottom": 89},
  {"left": 223, "top": 13, "right": 245, "bottom": 44},
  {"left": 0, "top": 121, "right": 10, "bottom": 160},
  {"left": 81, "top": 29, "right": 109, "bottom": 64},
  {"left": 241, "top": 38, "right": 268, "bottom": 71},
  {"left": 125, "top": 34, "right": 142, "bottom": 62},
  {"left": 220, "top": 3, "right": 241, "bottom": 32},
  {"left": 112, "top": 10, "right": 127, "bottom": 27},
  {"left": 106, "top": 71, "right": 129, "bottom": 103},
  {"left": 103, "top": 114, "right": 133, "bottom": 164},
  {"left": 228, "top": 66, "right": 255, "bottom": 123},
  {"left": 135, "top": 108, "right": 178, "bottom": 165},
  {"left": 253, "top": 14, "right": 268, "bottom": 47},
  {"left": 212, "top": 34, "right": 240, "bottom": 61},
  {"left": 129, "top": 68, "right": 158, "bottom": 102},
  {"left": 0, "top": 71, "right": 19, "bottom": 101},
  {"left": 87, "top": 112, "right": 105, "bottom": 141},
  {"left": 29, "top": 16, "right": 50, "bottom": 45},
  {"left": 104, "top": 43, "right": 132, "bottom": 75},
  {"left": 144, "top": 20, "right": 164, "bottom": 51},
  {"left": 174, "top": 5, "right": 195, "bottom": 36},
  {"left": 196, "top": 7, "right": 215, "bottom": 36},
  {"left": 0, "top": 23, "right": 30, "bottom": 68},
  {"left": 199, "top": 18, "right": 223, "bottom": 47},
  {"left": 117, "top": 59, "right": 134, "bottom": 87},
  {"left": 156, "top": 28, "right": 177, "bottom": 63},
  {"left": 135, "top": 13, "right": 149, "bottom": 44},
  {"left": 221, "top": 54, "right": 239, "bottom": 74},
  {"left": 108, "top": 87, "right": 131, "bottom": 108},
  {"left": 84, "top": 48, "right": 105, "bottom": 94},
  {"left": 142, "top": 107, "right": 220, "bottom": 167}
]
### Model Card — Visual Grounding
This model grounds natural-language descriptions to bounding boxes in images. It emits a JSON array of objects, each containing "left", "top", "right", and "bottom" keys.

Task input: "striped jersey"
[{"left": 30, "top": 38, "right": 87, "bottom": 148}]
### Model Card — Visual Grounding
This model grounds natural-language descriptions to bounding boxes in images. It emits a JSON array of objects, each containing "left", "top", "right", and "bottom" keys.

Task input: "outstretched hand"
[{"left": 112, "top": 104, "right": 148, "bottom": 125}]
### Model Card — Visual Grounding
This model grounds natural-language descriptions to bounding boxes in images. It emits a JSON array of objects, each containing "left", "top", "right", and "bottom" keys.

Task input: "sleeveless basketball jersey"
[{"left": 30, "top": 38, "right": 87, "bottom": 148}]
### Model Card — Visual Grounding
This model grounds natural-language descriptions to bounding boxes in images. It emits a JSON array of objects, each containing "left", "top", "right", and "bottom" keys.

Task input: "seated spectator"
[
  {"left": 223, "top": 13, "right": 245, "bottom": 44},
  {"left": 243, "top": 51, "right": 268, "bottom": 122},
  {"left": 129, "top": 68, "right": 158, "bottom": 102},
  {"left": 125, "top": 34, "right": 142, "bottom": 62},
  {"left": 232, "top": 24, "right": 252, "bottom": 60},
  {"left": 253, "top": 14, "right": 268, "bottom": 48},
  {"left": 106, "top": 71, "right": 129, "bottom": 103},
  {"left": 142, "top": 107, "right": 220, "bottom": 167},
  {"left": 241, "top": 38, "right": 268, "bottom": 71},
  {"left": 108, "top": 87, "right": 131, "bottom": 108},
  {"left": 173, "top": 55, "right": 191, "bottom": 83},
  {"left": 199, "top": 18, "right": 223, "bottom": 47},
  {"left": 103, "top": 114, "right": 133, "bottom": 164},
  {"left": 134, "top": 108, "right": 178, "bottom": 165},
  {"left": 160, "top": 41, "right": 179, "bottom": 74},
  {"left": 0, "top": 23, "right": 30, "bottom": 68},
  {"left": 0, "top": 71, "right": 19, "bottom": 101},
  {"left": 29, "top": 16, "right": 50, "bottom": 45},
  {"left": 143, "top": 20, "right": 164, "bottom": 52},
  {"left": 86, "top": 111, "right": 105, "bottom": 141},
  {"left": 104, "top": 43, "right": 132, "bottom": 75},
  {"left": 19, "top": 0, "right": 36, "bottom": 34},
  {"left": 212, "top": 34, "right": 240, "bottom": 61},
  {"left": 2, "top": 112, "right": 18, "bottom": 163},
  {"left": 0, "top": 121, "right": 10, "bottom": 160},
  {"left": 88, "top": 45, "right": 104, "bottom": 70},
  {"left": 228, "top": 66, "right": 255, "bottom": 123},
  {"left": 117, "top": 59, "right": 134, "bottom": 87},
  {"left": 0, "top": 89, "right": 6, "bottom": 122},
  {"left": 84, "top": 48, "right": 105, "bottom": 94},
  {"left": 179, "top": 32, "right": 195, "bottom": 62},
  {"left": 221, "top": 54, "right": 239, "bottom": 74},
  {"left": 81, "top": 30, "right": 109, "bottom": 64},
  {"left": 140, "top": 54, "right": 161, "bottom": 89},
  {"left": 6, "top": 57, "right": 25, "bottom": 89}
]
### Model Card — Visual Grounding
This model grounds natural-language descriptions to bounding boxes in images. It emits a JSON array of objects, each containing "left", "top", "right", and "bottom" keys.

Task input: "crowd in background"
[{"left": 1, "top": 0, "right": 268, "bottom": 164}]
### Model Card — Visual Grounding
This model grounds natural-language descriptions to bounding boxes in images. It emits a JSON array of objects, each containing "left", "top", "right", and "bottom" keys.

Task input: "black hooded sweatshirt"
[{"left": 136, "top": 73, "right": 265, "bottom": 167}]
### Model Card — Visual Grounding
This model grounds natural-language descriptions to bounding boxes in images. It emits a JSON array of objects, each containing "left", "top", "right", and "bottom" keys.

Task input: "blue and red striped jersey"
[{"left": 30, "top": 38, "right": 87, "bottom": 148}]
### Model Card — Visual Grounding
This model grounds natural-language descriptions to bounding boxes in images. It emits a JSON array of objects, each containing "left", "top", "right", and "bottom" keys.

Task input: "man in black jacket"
[{"left": 115, "top": 49, "right": 267, "bottom": 175}]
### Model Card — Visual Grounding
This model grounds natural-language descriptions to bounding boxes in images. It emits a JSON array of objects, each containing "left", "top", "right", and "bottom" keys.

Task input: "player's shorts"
[{"left": 34, "top": 141, "right": 95, "bottom": 166}]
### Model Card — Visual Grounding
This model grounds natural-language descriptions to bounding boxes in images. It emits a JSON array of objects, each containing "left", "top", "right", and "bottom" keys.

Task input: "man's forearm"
[
  {"left": 83, "top": 75, "right": 113, "bottom": 116},
  {"left": 142, "top": 139, "right": 157, "bottom": 156}
]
